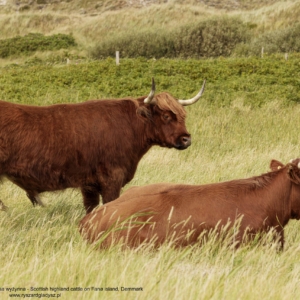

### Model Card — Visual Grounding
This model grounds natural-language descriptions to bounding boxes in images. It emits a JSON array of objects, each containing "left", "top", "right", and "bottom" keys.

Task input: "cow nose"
[{"left": 181, "top": 136, "right": 191, "bottom": 147}]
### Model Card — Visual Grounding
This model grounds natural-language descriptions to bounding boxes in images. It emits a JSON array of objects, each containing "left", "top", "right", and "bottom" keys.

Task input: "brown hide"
[
  {"left": 79, "top": 158, "right": 300, "bottom": 249},
  {"left": 0, "top": 82, "right": 204, "bottom": 212}
]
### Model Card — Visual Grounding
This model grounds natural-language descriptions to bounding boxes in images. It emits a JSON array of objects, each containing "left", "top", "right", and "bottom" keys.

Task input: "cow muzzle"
[{"left": 176, "top": 135, "right": 191, "bottom": 150}]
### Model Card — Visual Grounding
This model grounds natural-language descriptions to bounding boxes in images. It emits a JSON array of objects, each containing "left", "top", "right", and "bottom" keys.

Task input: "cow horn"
[
  {"left": 144, "top": 78, "right": 156, "bottom": 104},
  {"left": 178, "top": 80, "right": 206, "bottom": 106}
]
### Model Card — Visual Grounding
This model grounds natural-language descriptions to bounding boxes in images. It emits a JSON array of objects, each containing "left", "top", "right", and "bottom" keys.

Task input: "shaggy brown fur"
[
  {"left": 0, "top": 88, "right": 195, "bottom": 213},
  {"left": 154, "top": 93, "right": 187, "bottom": 122},
  {"left": 79, "top": 159, "right": 300, "bottom": 249}
]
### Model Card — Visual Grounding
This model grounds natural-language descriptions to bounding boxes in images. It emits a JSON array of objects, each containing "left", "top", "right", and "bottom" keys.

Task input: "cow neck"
[
  {"left": 260, "top": 168, "right": 293, "bottom": 226},
  {"left": 130, "top": 110, "right": 154, "bottom": 159},
  {"left": 289, "top": 184, "right": 300, "bottom": 220},
  {"left": 227, "top": 169, "right": 292, "bottom": 227},
  {"left": 136, "top": 119, "right": 154, "bottom": 156},
  {"left": 114, "top": 99, "right": 152, "bottom": 159}
]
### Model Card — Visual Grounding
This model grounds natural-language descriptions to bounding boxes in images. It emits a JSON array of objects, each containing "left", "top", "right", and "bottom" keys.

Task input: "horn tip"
[{"left": 151, "top": 77, "right": 155, "bottom": 89}]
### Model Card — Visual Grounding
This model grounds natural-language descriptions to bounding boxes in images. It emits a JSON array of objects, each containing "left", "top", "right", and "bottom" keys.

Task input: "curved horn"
[
  {"left": 178, "top": 80, "right": 206, "bottom": 106},
  {"left": 144, "top": 77, "right": 156, "bottom": 104}
]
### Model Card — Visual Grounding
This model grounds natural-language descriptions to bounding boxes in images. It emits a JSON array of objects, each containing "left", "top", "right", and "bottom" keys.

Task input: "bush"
[
  {"left": 0, "top": 33, "right": 77, "bottom": 58},
  {"left": 90, "top": 30, "right": 175, "bottom": 59},
  {"left": 90, "top": 17, "right": 250, "bottom": 59},
  {"left": 234, "top": 23, "right": 300, "bottom": 56},
  {"left": 173, "top": 17, "right": 250, "bottom": 58},
  {"left": 2, "top": 55, "right": 300, "bottom": 107}
]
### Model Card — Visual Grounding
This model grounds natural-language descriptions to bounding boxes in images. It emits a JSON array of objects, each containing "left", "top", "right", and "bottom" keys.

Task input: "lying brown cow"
[
  {"left": 0, "top": 79, "right": 205, "bottom": 213},
  {"left": 79, "top": 158, "right": 300, "bottom": 249}
]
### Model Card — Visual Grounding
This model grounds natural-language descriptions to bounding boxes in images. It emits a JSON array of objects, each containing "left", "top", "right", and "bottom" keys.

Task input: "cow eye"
[{"left": 163, "top": 114, "right": 171, "bottom": 121}]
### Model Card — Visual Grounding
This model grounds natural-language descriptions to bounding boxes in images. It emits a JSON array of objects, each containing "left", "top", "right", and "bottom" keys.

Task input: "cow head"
[
  {"left": 271, "top": 158, "right": 300, "bottom": 219},
  {"left": 138, "top": 78, "right": 205, "bottom": 150},
  {"left": 288, "top": 158, "right": 300, "bottom": 220},
  {"left": 271, "top": 158, "right": 300, "bottom": 184}
]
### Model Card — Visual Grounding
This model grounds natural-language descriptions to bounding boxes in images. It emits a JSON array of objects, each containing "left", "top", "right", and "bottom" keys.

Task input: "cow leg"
[
  {"left": 81, "top": 186, "right": 100, "bottom": 214},
  {"left": 99, "top": 169, "right": 124, "bottom": 205},
  {"left": 26, "top": 192, "right": 45, "bottom": 207},
  {"left": 101, "top": 187, "right": 122, "bottom": 204},
  {"left": 101, "top": 182, "right": 122, "bottom": 205}
]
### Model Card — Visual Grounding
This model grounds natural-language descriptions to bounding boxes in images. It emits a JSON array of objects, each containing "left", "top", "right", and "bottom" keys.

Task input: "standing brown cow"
[
  {"left": 79, "top": 158, "right": 300, "bottom": 249},
  {"left": 0, "top": 79, "right": 205, "bottom": 213}
]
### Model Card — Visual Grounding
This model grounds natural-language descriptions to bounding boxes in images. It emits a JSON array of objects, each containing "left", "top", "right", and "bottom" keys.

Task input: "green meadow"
[
  {"left": 1, "top": 55, "right": 300, "bottom": 299},
  {"left": 1, "top": 0, "right": 300, "bottom": 299}
]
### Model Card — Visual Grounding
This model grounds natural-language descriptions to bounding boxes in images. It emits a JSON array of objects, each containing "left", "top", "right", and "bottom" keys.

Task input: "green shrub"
[
  {"left": 90, "top": 30, "right": 175, "bottom": 59},
  {"left": 1, "top": 55, "right": 300, "bottom": 107},
  {"left": 90, "top": 17, "right": 250, "bottom": 59},
  {"left": 234, "top": 23, "right": 300, "bottom": 56},
  {"left": 173, "top": 17, "right": 250, "bottom": 58},
  {"left": 0, "top": 33, "right": 77, "bottom": 58}
]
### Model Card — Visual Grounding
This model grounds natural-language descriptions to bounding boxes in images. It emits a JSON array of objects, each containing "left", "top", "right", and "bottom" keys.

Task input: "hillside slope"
[{"left": 1, "top": 0, "right": 300, "bottom": 60}]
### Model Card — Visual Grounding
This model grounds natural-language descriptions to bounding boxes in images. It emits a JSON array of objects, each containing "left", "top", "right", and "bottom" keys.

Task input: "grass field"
[{"left": 1, "top": 55, "right": 300, "bottom": 299}]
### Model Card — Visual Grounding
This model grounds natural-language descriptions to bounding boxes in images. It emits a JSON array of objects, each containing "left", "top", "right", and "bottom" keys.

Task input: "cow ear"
[
  {"left": 137, "top": 106, "right": 152, "bottom": 121},
  {"left": 270, "top": 159, "right": 284, "bottom": 171}
]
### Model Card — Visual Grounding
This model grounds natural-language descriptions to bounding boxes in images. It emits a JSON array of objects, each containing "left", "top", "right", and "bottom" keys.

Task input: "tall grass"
[
  {"left": 1, "top": 56, "right": 300, "bottom": 299},
  {"left": 1, "top": 101, "right": 300, "bottom": 299}
]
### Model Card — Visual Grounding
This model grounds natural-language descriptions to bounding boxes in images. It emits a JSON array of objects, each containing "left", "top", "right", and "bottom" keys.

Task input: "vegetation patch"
[
  {"left": 235, "top": 23, "right": 300, "bottom": 56},
  {"left": 0, "top": 56, "right": 299, "bottom": 107},
  {"left": 90, "top": 17, "right": 250, "bottom": 59},
  {"left": 0, "top": 33, "right": 76, "bottom": 58}
]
